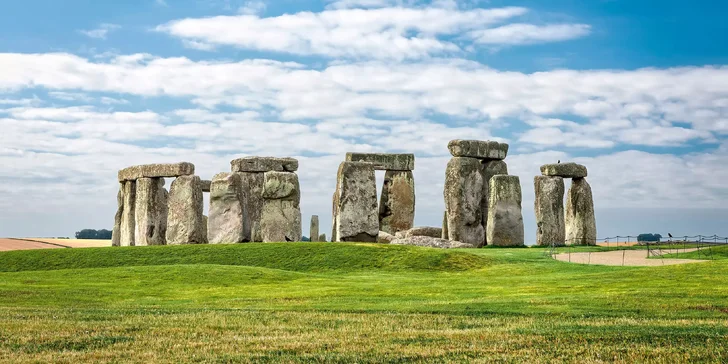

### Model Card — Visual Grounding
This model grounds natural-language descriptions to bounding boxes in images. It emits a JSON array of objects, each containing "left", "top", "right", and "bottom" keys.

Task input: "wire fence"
[{"left": 544, "top": 234, "right": 727, "bottom": 266}]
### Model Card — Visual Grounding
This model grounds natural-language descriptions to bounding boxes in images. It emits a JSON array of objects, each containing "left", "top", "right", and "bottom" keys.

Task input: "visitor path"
[{"left": 553, "top": 248, "right": 708, "bottom": 266}]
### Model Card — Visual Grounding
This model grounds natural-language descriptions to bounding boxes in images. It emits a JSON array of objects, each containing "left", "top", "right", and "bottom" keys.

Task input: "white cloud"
[
  {"left": 156, "top": 6, "right": 581, "bottom": 59},
  {"left": 238, "top": 0, "right": 266, "bottom": 15},
  {"left": 79, "top": 24, "right": 120, "bottom": 40}
]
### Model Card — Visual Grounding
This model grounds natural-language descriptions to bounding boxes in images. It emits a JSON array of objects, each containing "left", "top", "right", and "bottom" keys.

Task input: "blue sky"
[{"left": 0, "top": 0, "right": 727, "bottom": 241}]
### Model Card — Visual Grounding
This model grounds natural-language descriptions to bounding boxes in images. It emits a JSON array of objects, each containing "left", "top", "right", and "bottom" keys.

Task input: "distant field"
[
  {"left": 0, "top": 238, "right": 64, "bottom": 252},
  {"left": 26, "top": 238, "right": 111, "bottom": 248},
  {"left": 0, "top": 243, "right": 726, "bottom": 362},
  {"left": 0, "top": 238, "right": 111, "bottom": 251}
]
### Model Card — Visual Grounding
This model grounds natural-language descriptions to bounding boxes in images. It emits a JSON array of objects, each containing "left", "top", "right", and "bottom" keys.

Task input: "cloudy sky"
[{"left": 1, "top": 0, "right": 727, "bottom": 242}]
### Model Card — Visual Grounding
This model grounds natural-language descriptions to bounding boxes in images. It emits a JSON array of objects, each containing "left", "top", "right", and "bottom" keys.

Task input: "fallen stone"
[
  {"left": 441, "top": 211, "right": 448, "bottom": 239},
  {"left": 262, "top": 171, "right": 300, "bottom": 202},
  {"left": 238, "top": 172, "right": 265, "bottom": 242},
  {"left": 540, "top": 163, "right": 587, "bottom": 178},
  {"left": 378, "top": 231, "right": 396, "bottom": 244},
  {"left": 334, "top": 161, "right": 378, "bottom": 242},
  {"left": 345, "top": 153, "right": 415, "bottom": 171},
  {"left": 405, "top": 226, "right": 442, "bottom": 239},
  {"left": 310, "top": 215, "right": 319, "bottom": 242},
  {"left": 135, "top": 177, "right": 168, "bottom": 246},
  {"left": 448, "top": 140, "right": 509, "bottom": 160},
  {"left": 120, "top": 180, "right": 136, "bottom": 246},
  {"left": 444, "top": 157, "right": 485, "bottom": 247},
  {"left": 565, "top": 178, "right": 597, "bottom": 245},
  {"left": 208, "top": 173, "right": 245, "bottom": 244},
  {"left": 260, "top": 200, "right": 302, "bottom": 242},
  {"left": 379, "top": 170, "right": 415, "bottom": 234},
  {"left": 112, "top": 183, "right": 123, "bottom": 247},
  {"left": 481, "top": 160, "right": 508, "bottom": 246},
  {"left": 395, "top": 231, "right": 405, "bottom": 239},
  {"left": 200, "top": 179, "right": 211, "bottom": 193},
  {"left": 390, "top": 236, "right": 475, "bottom": 249},
  {"left": 534, "top": 176, "right": 566, "bottom": 247},
  {"left": 230, "top": 157, "right": 299, "bottom": 173},
  {"left": 166, "top": 175, "right": 206, "bottom": 245},
  {"left": 118, "top": 162, "right": 195, "bottom": 182},
  {"left": 486, "top": 175, "right": 525, "bottom": 247}
]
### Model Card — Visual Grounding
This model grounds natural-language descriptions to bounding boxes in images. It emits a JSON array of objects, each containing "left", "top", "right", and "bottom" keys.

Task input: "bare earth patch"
[
  {"left": 0, "top": 238, "right": 65, "bottom": 252},
  {"left": 0, "top": 238, "right": 111, "bottom": 251},
  {"left": 553, "top": 248, "right": 708, "bottom": 266}
]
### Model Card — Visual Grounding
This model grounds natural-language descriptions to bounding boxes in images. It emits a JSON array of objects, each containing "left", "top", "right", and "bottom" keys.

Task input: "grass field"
[{"left": 0, "top": 243, "right": 726, "bottom": 363}]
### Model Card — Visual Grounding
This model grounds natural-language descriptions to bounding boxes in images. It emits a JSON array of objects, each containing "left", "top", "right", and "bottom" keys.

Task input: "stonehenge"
[
  {"left": 260, "top": 171, "right": 302, "bottom": 242},
  {"left": 534, "top": 163, "right": 596, "bottom": 246},
  {"left": 207, "top": 173, "right": 245, "bottom": 244},
  {"left": 310, "top": 215, "right": 319, "bottom": 242},
  {"left": 166, "top": 175, "right": 206, "bottom": 245},
  {"left": 135, "top": 177, "right": 168, "bottom": 246},
  {"left": 486, "top": 175, "right": 524, "bottom": 247}
]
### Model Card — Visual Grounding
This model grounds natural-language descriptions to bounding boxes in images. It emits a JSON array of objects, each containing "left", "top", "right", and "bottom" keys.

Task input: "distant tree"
[
  {"left": 97, "top": 229, "right": 112, "bottom": 239},
  {"left": 302, "top": 236, "right": 310, "bottom": 242},
  {"left": 74, "top": 229, "right": 112, "bottom": 239},
  {"left": 637, "top": 233, "right": 661, "bottom": 243}
]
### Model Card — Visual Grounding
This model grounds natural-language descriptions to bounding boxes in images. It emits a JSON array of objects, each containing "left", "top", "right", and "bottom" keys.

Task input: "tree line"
[{"left": 75, "top": 229, "right": 112, "bottom": 239}]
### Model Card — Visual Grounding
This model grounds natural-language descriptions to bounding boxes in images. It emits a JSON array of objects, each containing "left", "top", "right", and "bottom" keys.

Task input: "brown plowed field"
[
  {"left": 0, "top": 238, "right": 111, "bottom": 251},
  {"left": 0, "top": 238, "right": 66, "bottom": 252}
]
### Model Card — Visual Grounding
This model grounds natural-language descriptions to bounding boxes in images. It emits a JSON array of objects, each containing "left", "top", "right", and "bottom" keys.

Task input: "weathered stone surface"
[
  {"left": 118, "top": 162, "right": 194, "bottom": 181},
  {"left": 238, "top": 172, "right": 265, "bottom": 242},
  {"left": 486, "top": 175, "right": 524, "bottom": 247},
  {"left": 230, "top": 157, "right": 298, "bottom": 173},
  {"left": 405, "top": 227, "right": 442, "bottom": 239},
  {"left": 391, "top": 236, "right": 475, "bottom": 249},
  {"left": 444, "top": 157, "right": 485, "bottom": 247},
  {"left": 540, "top": 163, "right": 587, "bottom": 178},
  {"left": 335, "top": 161, "right": 379, "bottom": 242},
  {"left": 448, "top": 140, "right": 509, "bottom": 160},
  {"left": 310, "top": 215, "right": 320, "bottom": 242},
  {"left": 379, "top": 170, "right": 415, "bottom": 234},
  {"left": 203, "top": 215, "right": 208, "bottom": 242},
  {"left": 200, "top": 180, "right": 211, "bottom": 193},
  {"left": 135, "top": 177, "right": 168, "bottom": 246},
  {"left": 345, "top": 153, "right": 415, "bottom": 171},
  {"left": 261, "top": 200, "right": 302, "bottom": 242},
  {"left": 251, "top": 221, "right": 261, "bottom": 243},
  {"left": 260, "top": 171, "right": 302, "bottom": 242},
  {"left": 262, "top": 171, "right": 300, "bottom": 202},
  {"left": 395, "top": 231, "right": 406, "bottom": 239},
  {"left": 166, "top": 175, "right": 206, "bottom": 245},
  {"left": 481, "top": 160, "right": 508, "bottom": 246},
  {"left": 120, "top": 180, "right": 136, "bottom": 246},
  {"left": 319, "top": 233, "right": 327, "bottom": 242},
  {"left": 208, "top": 173, "right": 245, "bottom": 244},
  {"left": 534, "top": 176, "right": 566, "bottom": 247},
  {"left": 441, "top": 211, "right": 448, "bottom": 239},
  {"left": 112, "top": 183, "right": 123, "bottom": 247},
  {"left": 378, "top": 231, "right": 396, "bottom": 244},
  {"left": 331, "top": 190, "right": 338, "bottom": 243},
  {"left": 565, "top": 178, "right": 597, "bottom": 245}
]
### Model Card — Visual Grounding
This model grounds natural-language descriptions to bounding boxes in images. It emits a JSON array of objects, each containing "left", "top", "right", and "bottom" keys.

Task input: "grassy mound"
[{"left": 0, "top": 243, "right": 489, "bottom": 273}]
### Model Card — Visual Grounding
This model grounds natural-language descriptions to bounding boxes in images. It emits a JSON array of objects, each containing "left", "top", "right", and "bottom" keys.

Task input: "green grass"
[
  {"left": 660, "top": 244, "right": 728, "bottom": 260},
  {"left": 1, "top": 243, "right": 727, "bottom": 363}
]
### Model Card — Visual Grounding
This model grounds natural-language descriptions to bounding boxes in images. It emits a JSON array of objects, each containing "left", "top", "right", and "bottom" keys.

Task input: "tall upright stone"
[
  {"left": 208, "top": 173, "right": 246, "bottom": 244},
  {"left": 166, "top": 175, "right": 205, "bottom": 245},
  {"left": 335, "top": 161, "right": 378, "bottom": 242},
  {"left": 486, "top": 175, "right": 524, "bottom": 247},
  {"left": 481, "top": 160, "right": 508, "bottom": 246},
  {"left": 260, "top": 171, "right": 302, "bottom": 242},
  {"left": 565, "top": 178, "right": 597, "bottom": 245},
  {"left": 379, "top": 170, "right": 415, "bottom": 234},
  {"left": 310, "top": 215, "right": 320, "bottom": 242},
  {"left": 534, "top": 176, "right": 565, "bottom": 247},
  {"left": 444, "top": 157, "right": 485, "bottom": 247},
  {"left": 441, "top": 211, "right": 448, "bottom": 239},
  {"left": 135, "top": 177, "right": 168, "bottom": 246},
  {"left": 112, "top": 183, "right": 124, "bottom": 247},
  {"left": 238, "top": 172, "right": 264, "bottom": 242},
  {"left": 120, "top": 180, "right": 136, "bottom": 247},
  {"left": 319, "top": 233, "right": 327, "bottom": 242},
  {"left": 331, "top": 190, "right": 339, "bottom": 242}
]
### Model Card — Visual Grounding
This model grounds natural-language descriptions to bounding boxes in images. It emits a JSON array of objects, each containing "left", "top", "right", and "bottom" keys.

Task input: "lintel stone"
[
  {"left": 540, "top": 163, "right": 587, "bottom": 178},
  {"left": 230, "top": 157, "right": 298, "bottom": 173},
  {"left": 448, "top": 140, "right": 508, "bottom": 160},
  {"left": 118, "top": 162, "right": 195, "bottom": 182},
  {"left": 345, "top": 153, "right": 415, "bottom": 171}
]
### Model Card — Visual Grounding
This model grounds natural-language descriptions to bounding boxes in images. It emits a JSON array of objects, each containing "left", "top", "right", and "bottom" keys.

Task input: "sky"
[{"left": 1, "top": 0, "right": 727, "bottom": 243}]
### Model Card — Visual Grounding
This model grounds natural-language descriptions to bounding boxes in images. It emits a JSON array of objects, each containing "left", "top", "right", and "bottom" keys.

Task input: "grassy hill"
[{"left": 0, "top": 243, "right": 726, "bottom": 362}]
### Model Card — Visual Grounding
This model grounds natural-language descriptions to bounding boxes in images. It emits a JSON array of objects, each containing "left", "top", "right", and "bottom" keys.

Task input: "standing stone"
[
  {"left": 203, "top": 215, "right": 208, "bottom": 243},
  {"left": 379, "top": 170, "right": 415, "bottom": 234},
  {"left": 238, "top": 172, "right": 264, "bottom": 242},
  {"left": 441, "top": 211, "right": 448, "bottom": 240},
  {"left": 335, "top": 161, "right": 378, "bottom": 242},
  {"left": 565, "top": 178, "right": 597, "bottom": 245},
  {"left": 331, "top": 190, "right": 338, "bottom": 242},
  {"left": 260, "top": 171, "right": 302, "bottom": 242},
  {"left": 310, "top": 215, "right": 320, "bottom": 242},
  {"left": 319, "top": 233, "right": 327, "bottom": 242},
  {"left": 112, "top": 183, "right": 124, "bottom": 247},
  {"left": 166, "top": 175, "right": 205, "bottom": 245},
  {"left": 486, "top": 175, "right": 524, "bottom": 247},
  {"left": 208, "top": 173, "right": 245, "bottom": 244},
  {"left": 534, "top": 176, "right": 566, "bottom": 247},
  {"left": 481, "top": 160, "right": 508, "bottom": 246},
  {"left": 251, "top": 221, "right": 261, "bottom": 243},
  {"left": 135, "top": 177, "right": 168, "bottom": 246},
  {"left": 120, "top": 180, "right": 136, "bottom": 247},
  {"left": 444, "top": 157, "right": 485, "bottom": 247}
]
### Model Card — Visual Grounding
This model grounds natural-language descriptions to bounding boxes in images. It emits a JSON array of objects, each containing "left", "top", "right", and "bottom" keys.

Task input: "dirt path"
[
  {"left": 553, "top": 248, "right": 708, "bottom": 266},
  {"left": 0, "top": 238, "right": 66, "bottom": 252}
]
